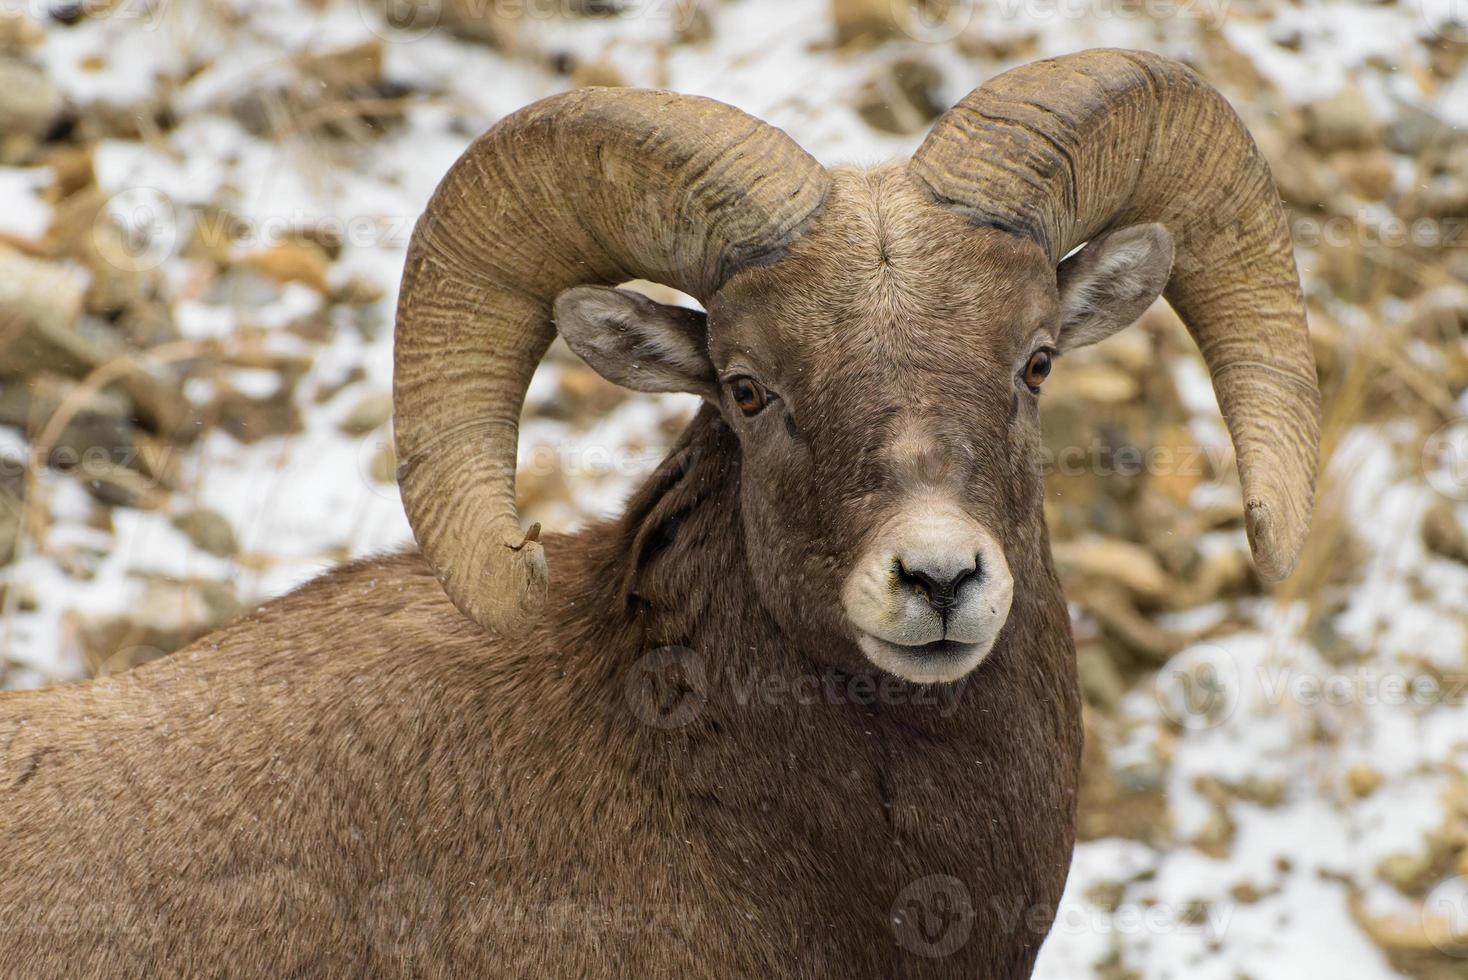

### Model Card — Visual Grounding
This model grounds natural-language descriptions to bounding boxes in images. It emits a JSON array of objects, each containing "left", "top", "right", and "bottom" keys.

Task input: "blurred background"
[{"left": 0, "top": 0, "right": 1466, "bottom": 974}]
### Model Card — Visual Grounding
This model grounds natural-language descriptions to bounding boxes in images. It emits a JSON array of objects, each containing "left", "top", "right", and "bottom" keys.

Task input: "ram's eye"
[
  {"left": 1022, "top": 349, "right": 1054, "bottom": 391},
  {"left": 728, "top": 377, "right": 773, "bottom": 416}
]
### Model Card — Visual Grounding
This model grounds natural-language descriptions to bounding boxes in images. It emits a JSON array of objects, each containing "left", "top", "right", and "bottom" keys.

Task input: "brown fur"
[{"left": 1, "top": 167, "right": 1082, "bottom": 978}]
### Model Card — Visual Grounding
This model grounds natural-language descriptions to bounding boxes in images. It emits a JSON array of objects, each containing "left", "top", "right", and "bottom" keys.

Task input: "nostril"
[{"left": 895, "top": 557, "right": 981, "bottom": 611}]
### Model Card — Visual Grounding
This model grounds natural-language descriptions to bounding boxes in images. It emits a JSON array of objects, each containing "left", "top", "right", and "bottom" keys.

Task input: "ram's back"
[{"left": 0, "top": 550, "right": 550, "bottom": 976}]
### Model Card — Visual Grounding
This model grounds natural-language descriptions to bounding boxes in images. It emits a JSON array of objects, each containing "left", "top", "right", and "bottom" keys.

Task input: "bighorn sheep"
[{"left": 1, "top": 49, "right": 1318, "bottom": 977}]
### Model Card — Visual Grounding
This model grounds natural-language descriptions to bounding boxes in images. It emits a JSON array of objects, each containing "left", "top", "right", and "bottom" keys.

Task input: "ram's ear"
[
  {"left": 1055, "top": 223, "right": 1174, "bottom": 352},
  {"left": 553, "top": 286, "right": 717, "bottom": 398}
]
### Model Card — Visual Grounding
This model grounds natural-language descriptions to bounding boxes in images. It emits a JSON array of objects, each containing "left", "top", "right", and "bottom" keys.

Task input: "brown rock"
[
  {"left": 1053, "top": 536, "right": 1174, "bottom": 604},
  {"left": 1254, "top": 123, "right": 1338, "bottom": 210},
  {"left": 213, "top": 382, "right": 304, "bottom": 444},
  {"left": 1333, "top": 150, "right": 1396, "bottom": 201},
  {"left": 1073, "top": 583, "right": 1182, "bottom": 664},
  {"left": 79, "top": 459, "right": 166, "bottom": 509},
  {"left": 1377, "top": 850, "right": 1434, "bottom": 894},
  {"left": 855, "top": 58, "right": 943, "bottom": 136},
  {"left": 0, "top": 56, "right": 63, "bottom": 139},
  {"left": 435, "top": 0, "right": 515, "bottom": 47},
  {"left": 297, "top": 39, "right": 383, "bottom": 93},
  {"left": 1076, "top": 644, "right": 1125, "bottom": 713},
  {"left": 0, "top": 248, "right": 96, "bottom": 377},
  {"left": 171, "top": 508, "right": 239, "bottom": 558},
  {"left": 1302, "top": 84, "right": 1379, "bottom": 153},
  {"left": 239, "top": 242, "right": 332, "bottom": 294},
  {"left": 0, "top": 372, "right": 136, "bottom": 471},
  {"left": 1424, "top": 501, "right": 1468, "bottom": 564},
  {"left": 72, "top": 576, "right": 240, "bottom": 675},
  {"left": 0, "top": 478, "right": 21, "bottom": 566},
  {"left": 831, "top": 0, "right": 904, "bottom": 47},
  {"left": 570, "top": 59, "right": 625, "bottom": 89},
  {"left": 1347, "top": 764, "right": 1384, "bottom": 798},
  {"left": 368, "top": 440, "right": 397, "bottom": 486},
  {"left": 338, "top": 390, "right": 393, "bottom": 437}
]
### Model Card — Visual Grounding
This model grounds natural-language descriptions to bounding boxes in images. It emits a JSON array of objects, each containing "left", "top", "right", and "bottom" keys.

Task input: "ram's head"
[{"left": 393, "top": 49, "right": 1320, "bottom": 684}]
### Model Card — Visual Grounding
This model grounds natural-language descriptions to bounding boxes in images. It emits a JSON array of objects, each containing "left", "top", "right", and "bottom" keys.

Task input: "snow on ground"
[{"left": 3, "top": 0, "right": 1468, "bottom": 975}]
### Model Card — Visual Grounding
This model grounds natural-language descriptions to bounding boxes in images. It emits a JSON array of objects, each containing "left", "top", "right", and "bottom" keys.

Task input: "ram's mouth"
[{"left": 853, "top": 633, "right": 992, "bottom": 685}]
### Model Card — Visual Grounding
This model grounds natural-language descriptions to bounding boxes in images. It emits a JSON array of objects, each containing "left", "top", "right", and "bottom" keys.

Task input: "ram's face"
[
  {"left": 554, "top": 166, "right": 1173, "bottom": 683},
  {"left": 700, "top": 171, "right": 1053, "bottom": 683}
]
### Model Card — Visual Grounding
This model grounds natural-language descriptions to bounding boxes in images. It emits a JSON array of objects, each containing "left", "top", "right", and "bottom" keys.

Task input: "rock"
[
  {"left": 171, "top": 508, "right": 239, "bottom": 558},
  {"left": 1404, "top": 286, "right": 1468, "bottom": 342},
  {"left": 338, "top": 390, "right": 393, "bottom": 437},
  {"left": 0, "top": 14, "right": 44, "bottom": 53},
  {"left": 71, "top": 576, "right": 241, "bottom": 674},
  {"left": 0, "top": 248, "right": 191, "bottom": 437},
  {"left": 332, "top": 274, "right": 384, "bottom": 307},
  {"left": 1384, "top": 99, "right": 1466, "bottom": 155},
  {"left": 1046, "top": 364, "right": 1140, "bottom": 405},
  {"left": 117, "top": 299, "right": 181, "bottom": 350},
  {"left": 1075, "top": 710, "right": 1170, "bottom": 843},
  {"left": 1170, "top": 546, "right": 1252, "bottom": 609},
  {"left": 855, "top": 58, "right": 943, "bottom": 136},
  {"left": 298, "top": 39, "right": 383, "bottom": 93},
  {"left": 0, "top": 476, "right": 21, "bottom": 566},
  {"left": 1302, "top": 84, "right": 1379, "bottom": 153},
  {"left": 227, "top": 38, "right": 408, "bottom": 140},
  {"left": 956, "top": 31, "right": 1038, "bottom": 62},
  {"left": 80, "top": 460, "right": 166, "bottom": 509},
  {"left": 1347, "top": 764, "right": 1384, "bottom": 798},
  {"left": 1409, "top": 172, "right": 1468, "bottom": 221},
  {"left": 1190, "top": 805, "right": 1236, "bottom": 859},
  {"left": 674, "top": 3, "right": 713, "bottom": 44},
  {"left": 1074, "top": 583, "right": 1183, "bottom": 664},
  {"left": 1076, "top": 644, "right": 1125, "bottom": 713},
  {"left": 1377, "top": 850, "right": 1434, "bottom": 894},
  {"left": 1352, "top": 892, "right": 1468, "bottom": 961},
  {"left": 533, "top": 364, "right": 627, "bottom": 422},
  {"left": 831, "top": 0, "right": 904, "bottom": 47},
  {"left": 1052, "top": 536, "right": 1174, "bottom": 605},
  {"left": 0, "top": 247, "right": 95, "bottom": 376},
  {"left": 239, "top": 242, "right": 333, "bottom": 295},
  {"left": 212, "top": 382, "right": 304, "bottom": 444},
  {"left": 1424, "top": 501, "right": 1468, "bottom": 564},
  {"left": 0, "top": 56, "right": 63, "bottom": 144},
  {"left": 46, "top": 183, "right": 169, "bottom": 317},
  {"left": 1333, "top": 149, "right": 1396, "bottom": 201},
  {"left": 312, "top": 368, "right": 364, "bottom": 408},
  {"left": 570, "top": 59, "right": 625, "bottom": 89},
  {"left": 1254, "top": 123, "right": 1338, "bottom": 210},
  {"left": 368, "top": 440, "right": 397, "bottom": 485},
  {"left": 435, "top": 0, "right": 515, "bottom": 47},
  {"left": 0, "top": 372, "right": 136, "bottom": 470}
]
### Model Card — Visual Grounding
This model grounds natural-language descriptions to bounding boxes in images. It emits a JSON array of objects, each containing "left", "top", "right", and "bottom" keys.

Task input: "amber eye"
[
  {"left": 728, "top": 376, "right": 772, "bottom": 416},
  {"left": 1022, "top": 349, "right": 1054, "bottom": 391}
]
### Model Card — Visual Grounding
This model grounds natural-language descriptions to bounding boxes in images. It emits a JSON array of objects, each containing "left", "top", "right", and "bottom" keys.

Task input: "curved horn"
[
  {"left": 909, "top": 49, "right": 1319, "bottom": 581},
  {"left": 395, "top": 90, "right": 829, "bottom": 632}
]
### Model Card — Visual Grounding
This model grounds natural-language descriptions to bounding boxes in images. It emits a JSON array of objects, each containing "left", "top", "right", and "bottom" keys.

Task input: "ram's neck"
[{"left": 571, "top": 404, "right": 766, "bottom": 662}]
